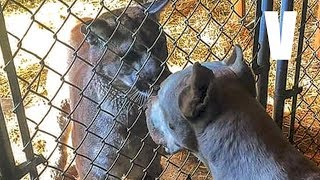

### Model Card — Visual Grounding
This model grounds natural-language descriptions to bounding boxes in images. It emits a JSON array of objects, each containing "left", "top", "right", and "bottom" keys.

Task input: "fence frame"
[
  {"left": 0, "top": 100, "right": 16, "bottom": 179},
  {"left": 253, "top": 0, "right": 273, "bottom": 109},
  {"left": 272, "top": 0, "right": 303, "bottom": 129},
  {"left": 0, "top": 4, "right": 45, "bottom": 179}
]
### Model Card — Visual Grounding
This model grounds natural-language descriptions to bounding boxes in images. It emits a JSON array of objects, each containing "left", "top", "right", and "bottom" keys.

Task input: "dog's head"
[
  {"left": 81, "top": 1, "right": 170, "bottom": 93},
  {"left": 146, "top": 45, "right": 256, "bottom": 154}
]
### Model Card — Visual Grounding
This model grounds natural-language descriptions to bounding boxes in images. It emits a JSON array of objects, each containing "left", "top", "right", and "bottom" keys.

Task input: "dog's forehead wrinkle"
[{"left": 159, "top": 61, "right": 235, "bottom": 97}]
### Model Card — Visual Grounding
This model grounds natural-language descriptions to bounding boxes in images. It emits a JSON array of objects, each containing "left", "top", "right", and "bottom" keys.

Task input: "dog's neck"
[{"left": 194, "top": 85, "right": 319, "bottom": 180}]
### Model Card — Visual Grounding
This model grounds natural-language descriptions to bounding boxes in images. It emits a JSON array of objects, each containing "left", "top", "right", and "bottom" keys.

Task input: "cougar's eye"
[
  {"left": 86, "top": 33, "right": 99, "bottom": 45},
  {"left": 123, "top": 50, "right": 140, "bottom": 63}
]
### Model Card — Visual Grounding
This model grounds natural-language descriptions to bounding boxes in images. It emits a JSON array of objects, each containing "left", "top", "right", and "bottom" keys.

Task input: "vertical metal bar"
[
  {"left": 288, "top": 0, "right": 307, "bottom": 143},
  {"left": 273, "top": 0, "right": 294, "bottom": 129},
  {"left": 255, "top": 0, "right": 273, "bottom": 109},
  {"left": 0, "top": 5, "right": 38, "bottom": 178},
  {"left": 0, "top": 102, "right": 16, "bottom": 179},
  {"left": 252, "top": 0, "right": 262, "bottom": 71}
]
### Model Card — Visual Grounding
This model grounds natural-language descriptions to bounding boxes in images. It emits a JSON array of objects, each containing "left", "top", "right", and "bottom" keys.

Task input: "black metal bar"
[
  {"left": 0, "top": 5, "right": 38, "bottom": 179},
  {"left": 254, "top": 0, "right": 273, "bottom": 109},
  {"left": 0, "top": 102, "right": 16, "bottom": 179},
  {"left": 273, "top": 0, "right": 294, "bottom": 129},
  {"left": 288, "top": 0, "right": 308, "bottom": 143},
  {"left": 15, "top": 155, "right": 46, "bottom": 179},
  {"left": 251, "top": 0, "right": 262, "bottom": 77}
]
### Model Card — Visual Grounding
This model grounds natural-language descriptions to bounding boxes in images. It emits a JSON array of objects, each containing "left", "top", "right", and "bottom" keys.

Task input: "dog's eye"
[{"left": 168, "top": 123, "right": 175, "bottom": 130}]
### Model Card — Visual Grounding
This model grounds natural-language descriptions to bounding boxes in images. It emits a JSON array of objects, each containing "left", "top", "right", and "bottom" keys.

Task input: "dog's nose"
[{"left": 147, "top": 95, "right": 158, "bottom": 108}]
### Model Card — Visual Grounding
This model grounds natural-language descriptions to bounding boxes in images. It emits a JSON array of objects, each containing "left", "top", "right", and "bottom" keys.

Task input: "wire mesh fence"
[
  {"left": 0, "top": 0, "right": 319, "bottom": 179},
  {"left": 285, "top": 0, "right": 320, "bottom": 165}
]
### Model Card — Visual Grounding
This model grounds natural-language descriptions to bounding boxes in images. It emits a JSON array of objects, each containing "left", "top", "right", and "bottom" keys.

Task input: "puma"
[{"left": 65, "top": 1, "right": 171, "bottom": 179}]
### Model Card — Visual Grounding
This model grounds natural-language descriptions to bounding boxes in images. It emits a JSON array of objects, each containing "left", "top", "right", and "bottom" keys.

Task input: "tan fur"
[{"left": 63, "top": 2, "right": 170, "bottom": 179}]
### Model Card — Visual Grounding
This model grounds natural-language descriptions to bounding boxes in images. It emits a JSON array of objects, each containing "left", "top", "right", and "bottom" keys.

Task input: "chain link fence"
[
  {"left": 283, "top": 0, "right": 320, "bottom": 165},
  {"left": 0, "top": 0, "right": 319, "bottom": 179}
]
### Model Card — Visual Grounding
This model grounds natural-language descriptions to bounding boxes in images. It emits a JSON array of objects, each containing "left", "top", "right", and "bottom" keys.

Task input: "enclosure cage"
[{"left": 0, "top": 0, "right": 319, "bottom": 179}]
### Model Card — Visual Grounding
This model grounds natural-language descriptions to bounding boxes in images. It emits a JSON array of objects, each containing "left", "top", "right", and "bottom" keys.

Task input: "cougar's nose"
[{"left": 136, "top": 80, "right": 150, "bottom": 91}]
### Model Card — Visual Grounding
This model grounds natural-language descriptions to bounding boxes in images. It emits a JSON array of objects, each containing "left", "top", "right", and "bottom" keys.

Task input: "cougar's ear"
[
  {"left": 223, "top": 45, "right": 256, "bottom": 97},
  {"left": 80, "top": 20, "right": 92, "bottom": 35},
  {"left": 80, "top": 19, "right": 110, "bottom": 45},
  {"left": 143, "top": 0, "right": 169, "bottom": 19},
  {"left": 178, "top": 62, "right": 215, "bottom": 120}
]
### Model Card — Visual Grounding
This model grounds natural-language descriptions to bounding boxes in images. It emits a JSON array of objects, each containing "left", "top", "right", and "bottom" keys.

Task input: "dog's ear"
[
  {"left": 81, "top": 19, "right": 110, "bottom": 45},
  {"left": 178, "top": 62, "right": 215, "bottom": 120},
  {"left": 223, "top": 45, "right": 256, "bottom": 97}
]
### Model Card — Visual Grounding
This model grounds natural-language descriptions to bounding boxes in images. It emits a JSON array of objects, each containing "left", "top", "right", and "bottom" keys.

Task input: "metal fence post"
[
  {"left": 0, "top": 103, "right": 16, "bottom": 179},
  {"left": 253, "top": 0, "right": 273, "bottom": 109},
  {"left": 0, "top": 4, "right": 39, "bottom": 179},
  {"left": 273, "top": 0, "right": 294, "bottom": 129}
]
